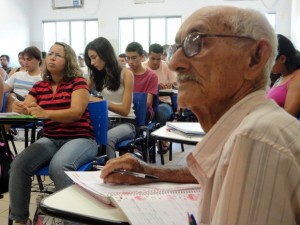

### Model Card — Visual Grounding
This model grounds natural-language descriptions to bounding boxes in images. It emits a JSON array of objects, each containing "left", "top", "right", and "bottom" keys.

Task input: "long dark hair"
[
  {"left": 84, "top": 37, "right": 121, "bottom": 92},
  {"left": 276, "top": 34, "right": 300, "bottom": 74}
]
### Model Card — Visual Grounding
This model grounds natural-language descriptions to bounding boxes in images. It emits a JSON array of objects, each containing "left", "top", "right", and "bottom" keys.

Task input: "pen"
[
  {"left": 11, "top": 95, "right": 20, "bottom": 102},
  {"left": 93, "top": 165, "right": 159, "bottom": 180},
  {"left": 187, "top": 212, "right": 197, "bottom": 225}
]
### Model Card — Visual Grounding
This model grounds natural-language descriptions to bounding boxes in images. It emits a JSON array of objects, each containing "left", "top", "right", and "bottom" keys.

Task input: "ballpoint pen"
[
  {"left": 187, "top": 212, "right": 197, "bottom": 225},
  {"left": 93, "top": 165, "right": 159, "bottom": 180}
]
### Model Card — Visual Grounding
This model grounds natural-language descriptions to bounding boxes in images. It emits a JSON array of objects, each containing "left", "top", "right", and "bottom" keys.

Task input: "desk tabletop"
[
  {"left": 0, "top": 114, "right": 46, "bottom": 124},
  {"left": 151, "top": 124, "right": 203, "bottom": 145},
  {"left": 40, "top": 185, "right": 129, "bottom": 225}
]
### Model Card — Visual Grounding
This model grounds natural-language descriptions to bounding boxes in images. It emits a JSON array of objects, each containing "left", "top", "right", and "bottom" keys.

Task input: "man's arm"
[{"left": 101, "top": 153, "right": 197, "bottom": 184}]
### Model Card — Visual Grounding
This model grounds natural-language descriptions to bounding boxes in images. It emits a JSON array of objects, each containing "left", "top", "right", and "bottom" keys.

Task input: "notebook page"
[
  {"left": 111, "top": 191, "right": 200, "bottom": 225},
  {"left": 65, "top": 171, "right": 200, "bottom": 206}
]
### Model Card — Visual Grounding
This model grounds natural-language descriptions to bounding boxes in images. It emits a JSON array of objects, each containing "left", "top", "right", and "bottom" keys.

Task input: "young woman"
[
  {"left": 267, "top": 34, "right": 300, "bottom": 118},
  {"left": 85, "top": 37, "right": 136, "bottom": 159},
  {"left": 9, "top": 42, "right": 98, "bottom": 225}
]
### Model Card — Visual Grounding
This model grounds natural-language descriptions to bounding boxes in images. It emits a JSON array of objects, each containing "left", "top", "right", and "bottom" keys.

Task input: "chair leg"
[
  {"left": 8, "top": 208, "right": 12, "bottom": 225},
  {"left": 36, "top": 175, "right": 44, "bottom": 192},
  {"left": 159, "top": 141, "right": 164, "bottom": 165},
  {"left": 181, "top": 144, "right": 184, "bottom": 152},
  {"left": 169, "top": 142, "right": 173, "bottom": 161}
]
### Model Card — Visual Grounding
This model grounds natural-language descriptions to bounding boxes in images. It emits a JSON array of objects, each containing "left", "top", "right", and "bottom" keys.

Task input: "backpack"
[{"left": 0, "top": 142, "right": 14, "bottom": 194}]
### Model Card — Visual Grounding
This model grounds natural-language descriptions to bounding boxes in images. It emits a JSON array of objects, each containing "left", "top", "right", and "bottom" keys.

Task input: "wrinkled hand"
[
  {"left": 27, "top": 102, "right": 48, "bottom": 118},
  {"left": 100, "top": 153, "right": 150, "bottom": 185}
]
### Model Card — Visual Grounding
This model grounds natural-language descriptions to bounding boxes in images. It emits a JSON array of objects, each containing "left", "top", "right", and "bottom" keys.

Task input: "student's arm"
[
  {"left": 19, "top": 88, "right": 90, "bottom": 123},
  {"left": 101, "top": 153, "right": 197, "bottom": 184},
  {"left": 108, "top": 69, "right": 134, "bottom": 116},
  {"left": 285, "top": 72, "right": 300, "bottom": 117}
]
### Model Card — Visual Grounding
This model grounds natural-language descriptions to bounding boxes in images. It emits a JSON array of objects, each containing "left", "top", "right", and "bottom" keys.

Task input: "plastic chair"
[
  {"left": 34, "top": 100, "right": 108, "bottom": 192},
  {"left": 115, "top": 92, "right": 148, "bottom": 160}
]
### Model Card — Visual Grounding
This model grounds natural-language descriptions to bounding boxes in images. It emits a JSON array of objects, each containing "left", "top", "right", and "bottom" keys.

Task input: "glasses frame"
[{"left": 168, "top": 32, "right": 255, "bottom": 61}]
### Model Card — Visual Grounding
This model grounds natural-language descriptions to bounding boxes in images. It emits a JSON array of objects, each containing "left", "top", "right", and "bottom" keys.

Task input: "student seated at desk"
[
  {"left": 125, "top": 42, "right": 158, "bottom": 124},
  {"left": 9, "top": 42, "right": 98, "bottom": 225},
  {"left": 85, "top": 37, "right": 136, "bottom": 159},
  {"left": 142, "top": 43, "right": 177, "bottom": 154},
  {"left": 101, "top": 6, "right": 300, "bottom": 225}
]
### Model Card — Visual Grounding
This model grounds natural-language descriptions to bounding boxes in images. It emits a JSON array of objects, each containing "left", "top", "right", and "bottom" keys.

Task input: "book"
[
  {"left": 65, "top": 170, "right": 201, "bottom": 225},
  {"left": 166, "top": 122, "right": 205, "bottom": 136}
]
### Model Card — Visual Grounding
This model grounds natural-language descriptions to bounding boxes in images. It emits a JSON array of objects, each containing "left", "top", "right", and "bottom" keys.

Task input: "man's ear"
[{"left": 245, "top": 39, "right": 272, "bottom": 80}]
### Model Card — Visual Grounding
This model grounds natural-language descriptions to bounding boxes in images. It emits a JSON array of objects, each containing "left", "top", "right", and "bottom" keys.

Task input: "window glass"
[
  {"left": 57, "top": 21, "right": 70, "bottom": 44},
  {"left": 119, "top": 19, "right": 134, "bottom": 53},
  {"left": 134, "top": 18, "right": 149, "bottom": 53},
  {"left": 71, "top": 21, "right": 84, "bottom": 54},
  {"left": 166, "top": 17, "right": 182, "bottom": 44},
  {"left": 119, "top": 16, "right": 181, "bottom": 54},
  {"left": 150, "top": 18, "right": 166, "bottom": 45},
  {"left": 43, "top": 22, "right": 56, "bottom": 53},
  {"left": 43, "top": 19, "right": 98, "bottom": 55}
]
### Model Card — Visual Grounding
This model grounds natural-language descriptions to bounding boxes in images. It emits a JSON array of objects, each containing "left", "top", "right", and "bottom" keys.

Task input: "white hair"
[{"left": 215, "top": 6, "right": 277, "bottom": 87}]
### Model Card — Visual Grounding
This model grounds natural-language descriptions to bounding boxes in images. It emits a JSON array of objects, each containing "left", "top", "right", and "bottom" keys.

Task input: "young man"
[
  {"left": 0, "top": 54, "right": 12, "bottom": 74},
  {"left": 142, "top": 43, "right": 177, "bottom": 153},
  {"left": 125, "top": 42, "right": 158, "bottom": 123},
  {"left": 102, "top": 6, "right": 300, "bottom": 225}
]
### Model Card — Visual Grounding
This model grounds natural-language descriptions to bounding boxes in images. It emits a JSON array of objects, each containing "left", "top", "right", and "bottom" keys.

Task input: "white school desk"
[
  {"left": 40, "top": 184, "right": 129, "bottom": 225},
  {"left": 150, "top": 124, "right": 203, "bottom": 165}
]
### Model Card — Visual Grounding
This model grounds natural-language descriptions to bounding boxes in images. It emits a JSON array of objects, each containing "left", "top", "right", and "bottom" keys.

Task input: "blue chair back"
[
  {"left": 88, "top": 100, "right": 108, "bottom": 146},
  {"left": 133, "top": 92, "right": 147, "bottom": 126},
  {"left": 1, "top": 92, "right": 9, "bottom": 112},
  {"left": 36, "top": 100, "right": 108, "bottom": 176}
]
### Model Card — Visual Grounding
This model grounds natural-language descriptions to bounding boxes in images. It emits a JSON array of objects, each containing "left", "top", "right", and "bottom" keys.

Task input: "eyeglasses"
[
  {"left": 47, "top": 52, "right": 65, "bottom": 59},
  {"left": 167, "top": 32, "right": 255, "bottom": 62},
  {"left": 125, "top": 56, "right": 139, "bottom": 61}
]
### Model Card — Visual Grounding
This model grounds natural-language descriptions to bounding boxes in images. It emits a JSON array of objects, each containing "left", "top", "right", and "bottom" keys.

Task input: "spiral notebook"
[{"left": 66, "top": 171, "right": 201, "bottom": 225}]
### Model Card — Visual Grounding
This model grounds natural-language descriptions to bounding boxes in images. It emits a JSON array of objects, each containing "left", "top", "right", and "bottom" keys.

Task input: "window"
[
  {"left": 42, "top": 19, "right": 98, "bottom": 55},
  {"left": 119, "top": 16, "right": 181, "bottom": 54}
]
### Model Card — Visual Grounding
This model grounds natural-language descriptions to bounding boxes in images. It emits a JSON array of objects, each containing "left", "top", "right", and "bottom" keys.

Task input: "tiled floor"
[{"left": 0, "top": 139, "right": 194, "bottom": 224}]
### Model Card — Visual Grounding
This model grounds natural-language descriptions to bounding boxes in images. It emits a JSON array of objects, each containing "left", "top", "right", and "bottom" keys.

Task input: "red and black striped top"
[{"left": 29, "top": 77, "right": 95, "bottom": 140}]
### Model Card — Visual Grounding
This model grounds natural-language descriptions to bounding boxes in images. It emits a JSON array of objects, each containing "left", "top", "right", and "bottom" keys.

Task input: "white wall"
[
  {"left": 0, "top": 0, "right": 295, "bottom": 65},
  {"left": 0, "top": 0, "right": 30, "bottom": 66},
  {"left": 291, "top": 0, "right": 300, "bottom": 50}
]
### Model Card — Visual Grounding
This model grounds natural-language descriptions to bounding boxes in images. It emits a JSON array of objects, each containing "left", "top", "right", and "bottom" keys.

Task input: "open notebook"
[
  {"left": 66, "top": 170, "right": 201, "bottom": 225},
  {"left": 166, "top": 122, "right": 205, "bottom": 137}
]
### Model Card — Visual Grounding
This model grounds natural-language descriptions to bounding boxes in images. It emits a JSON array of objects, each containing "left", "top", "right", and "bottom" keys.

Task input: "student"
[
  {"left": 267, "top": 34, "right": 300, "bottom": 118},
  {"left": 9, "top": 42, "right": 98, "bottom": 225},
  {"left": 8, "top": 51, "right": 27, "bottom": 77},
  {"left": 142, "top": 43, "right": 177, "bottom": 153},
  {"left": 4, "top": 46, "right": 42, "bottom": 113},
  {"left": 85, "top": 37, "right": 136, "bottom": 159},
  {"left": 0, "top": 54, "right": 12, "bottom": 74},
  {"left": 125, "top": 42, "right": 158, "bottom": 123},
  {"left": 101, "top": 6, "right": 300, "bottom": 225},
  {"left": 118, "top": 53, "right": 127, "bottom": 68}
]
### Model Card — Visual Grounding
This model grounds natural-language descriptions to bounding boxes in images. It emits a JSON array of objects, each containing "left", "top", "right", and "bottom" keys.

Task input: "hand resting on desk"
[{"left": 100, "top": 153, "right": 197, "bottom": 185}]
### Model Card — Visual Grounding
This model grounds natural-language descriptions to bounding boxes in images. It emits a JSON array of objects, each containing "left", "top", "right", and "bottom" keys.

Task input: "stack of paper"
[{"left": 166, "top": 122, "right": 205, "bottom": 137}]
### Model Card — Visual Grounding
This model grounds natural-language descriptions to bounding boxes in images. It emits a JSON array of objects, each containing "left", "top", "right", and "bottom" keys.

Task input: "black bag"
[{"left": 0, "top": 143, "right": 14, "bottom": 194}]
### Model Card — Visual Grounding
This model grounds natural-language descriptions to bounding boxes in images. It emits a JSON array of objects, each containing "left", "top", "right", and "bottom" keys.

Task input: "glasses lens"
[
  {"left": 166, "top": 45, "right": 177, "bottom": 63},
  {"left": 183, "top": 32, "right": 202, "bottom": 57}
]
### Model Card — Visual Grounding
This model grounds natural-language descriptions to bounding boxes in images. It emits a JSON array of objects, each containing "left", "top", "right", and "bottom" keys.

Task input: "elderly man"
[{"left": 101, "top": 5, "right": 300, "bottom": 225}]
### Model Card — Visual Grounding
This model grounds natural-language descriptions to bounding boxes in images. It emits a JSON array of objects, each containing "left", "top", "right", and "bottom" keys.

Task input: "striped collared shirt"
[{"left": 187, "top": 90, "right": 300, "bottom": 225}]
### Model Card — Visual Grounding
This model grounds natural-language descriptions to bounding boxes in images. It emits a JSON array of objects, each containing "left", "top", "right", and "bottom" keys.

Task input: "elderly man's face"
[{"left": 168, "top": 8, "right": 252, "bottom": 114}]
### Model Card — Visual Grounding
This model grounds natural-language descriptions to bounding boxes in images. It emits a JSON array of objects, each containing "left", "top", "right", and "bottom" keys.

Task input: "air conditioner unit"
[{"left": 52, "top": 0, "right": 83, "bottom": 9}]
